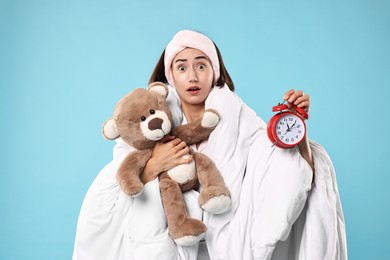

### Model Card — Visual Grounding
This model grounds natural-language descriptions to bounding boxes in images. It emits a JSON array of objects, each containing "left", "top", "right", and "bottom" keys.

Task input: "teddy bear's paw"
[
  {"left": 201, "top": 109, "right": 220, "bottom": 128},
  {"left": 201, "top": 195, "right": 231, "bottom": 215},
  {"left": 170, "top": 218, "right": 207, "bottom": 246},
  {"left": 120, "top": 182, "right": 144, "bottom": 197},
  {"left": 129, "top": 189, "right": 143, "bottom": 198},
  {"left": 174, "top": 233, "right": 205, "bottom": 247}
]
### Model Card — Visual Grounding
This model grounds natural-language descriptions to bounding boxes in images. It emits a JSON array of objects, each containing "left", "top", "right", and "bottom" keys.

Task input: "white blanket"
[{"left": 73, "top": 85, "right": 347, "bottom": 260}]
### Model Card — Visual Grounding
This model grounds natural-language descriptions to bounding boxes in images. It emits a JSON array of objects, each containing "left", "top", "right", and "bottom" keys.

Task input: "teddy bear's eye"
[
  {"left": 140, "top": 116, "right": 146, "bottom": 121},
  {"left": 150, "top": 110, "right": 155, "bottom": 115}
]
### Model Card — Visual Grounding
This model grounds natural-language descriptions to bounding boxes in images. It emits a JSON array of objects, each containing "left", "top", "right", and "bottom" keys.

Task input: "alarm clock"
[{"left": 267, "top": 103, "right": 308, "bottom": 148}]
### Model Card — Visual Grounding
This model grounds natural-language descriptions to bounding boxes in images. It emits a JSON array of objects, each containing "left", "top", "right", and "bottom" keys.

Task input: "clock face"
[{"left": 275, "top": 114, "right": 306, "bottom": 146}]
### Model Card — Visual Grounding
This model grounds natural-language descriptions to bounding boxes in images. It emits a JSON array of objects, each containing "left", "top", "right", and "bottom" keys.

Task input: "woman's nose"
[{"left": 189, "top": 67, "right": 198, "bottom": 82}]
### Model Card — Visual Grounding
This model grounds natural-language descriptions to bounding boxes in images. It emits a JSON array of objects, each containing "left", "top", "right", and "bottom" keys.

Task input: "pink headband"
[{"left": 164, "top": 30, "right": 220, "bottom": 87}]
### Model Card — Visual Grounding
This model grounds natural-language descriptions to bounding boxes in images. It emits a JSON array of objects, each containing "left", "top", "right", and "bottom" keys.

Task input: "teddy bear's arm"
[
  {"left": 116, "top": 148, "right": 153, "bottom": 196},
  {"left": 170, "top": 109, "right": 220, "bottom": 145},
  {"left": 170, "top": 120, "right": 213, "bottom": 145}
]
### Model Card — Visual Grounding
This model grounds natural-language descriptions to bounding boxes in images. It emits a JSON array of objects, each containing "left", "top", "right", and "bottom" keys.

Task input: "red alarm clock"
[{"left": 267, "top": 103, "right": 309, "bottom": 148}]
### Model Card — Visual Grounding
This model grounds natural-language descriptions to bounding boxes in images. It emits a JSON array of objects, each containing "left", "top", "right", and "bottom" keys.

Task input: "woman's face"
[{"left": 171, "top": 48, "right": 214, "bottom": 107}]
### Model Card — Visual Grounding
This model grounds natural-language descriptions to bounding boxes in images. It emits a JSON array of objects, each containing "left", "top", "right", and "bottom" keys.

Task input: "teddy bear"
[{"left": 102, "top": 82, "right": 231, "bottom": 246}]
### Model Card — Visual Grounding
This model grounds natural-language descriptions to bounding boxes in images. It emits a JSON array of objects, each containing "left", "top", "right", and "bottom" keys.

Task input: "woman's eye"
[
  {"left": 178, "top": 66, "right": 186, "bottom": 71},
  {"left": 198, "top": 64, "right": 206, "bottom": 70}
]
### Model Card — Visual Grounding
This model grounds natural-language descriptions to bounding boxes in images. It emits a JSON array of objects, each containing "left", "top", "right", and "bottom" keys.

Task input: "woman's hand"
[
  {"left": 283, "top": 89, "right": 310, "bottom": 112},
  {"left": 283, "top": 89, "right": 315, "bottom": 179},
  {"left": 140, "top": 135, "right": 193, "bottom": 184}
]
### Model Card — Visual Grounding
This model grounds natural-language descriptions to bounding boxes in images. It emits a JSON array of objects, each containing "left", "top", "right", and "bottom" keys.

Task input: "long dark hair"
[{"left": 148, "top": 43, "right": 235, "bottom": 91}]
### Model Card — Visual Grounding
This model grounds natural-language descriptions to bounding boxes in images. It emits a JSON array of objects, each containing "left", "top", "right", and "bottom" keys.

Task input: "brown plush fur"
[
  {"left": 117, "top": 149, "right": 153, "bottom": 196},
  {"left": 102, "top": 82, "right": 231, "bottom": 245},
  {"left": 193, "top": 152, "right": 231, "bottom": 207},
  {"left": 159, "top": 172, "right": 207, "bottom": 239},
  {"left": 170, "top": 116, "right": 215, "bottom": 145},
  {"left": 114, "top": 88, "right": 172, "bottom": 150},
  {"left": 158, "top": 151, "right": 231, "bottom": 241}
]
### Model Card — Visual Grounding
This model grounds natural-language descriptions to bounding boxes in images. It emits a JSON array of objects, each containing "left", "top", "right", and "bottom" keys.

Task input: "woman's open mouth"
[{"left": 187, "top": 86, "right": 201, "bottom": 95}]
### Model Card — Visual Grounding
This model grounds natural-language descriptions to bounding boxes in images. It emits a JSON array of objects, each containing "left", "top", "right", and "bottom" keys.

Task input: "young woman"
[
  {"left": 73, "top": 30, "right": 347, "bottom": 260},
  {"left": 144, "top": 31, "right": 314, "bottom": 184}
]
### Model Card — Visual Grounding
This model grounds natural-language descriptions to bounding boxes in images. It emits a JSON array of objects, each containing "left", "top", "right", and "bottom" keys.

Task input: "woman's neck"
[{"left": 181, "top": 102, "right": 205, "bottom": 123}]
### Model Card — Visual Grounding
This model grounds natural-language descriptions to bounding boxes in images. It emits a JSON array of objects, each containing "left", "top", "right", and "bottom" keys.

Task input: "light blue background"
[{"left": 1, "top": 0, "right": 389, "bottom": 259}]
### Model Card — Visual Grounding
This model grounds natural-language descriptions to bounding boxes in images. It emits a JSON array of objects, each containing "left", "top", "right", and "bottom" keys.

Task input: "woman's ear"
[
  {"left": 102, "top": 118, "right": 120, "bottom": 140},
  {"left": 148, "top": 81, "right": 168, "bottom": 98}
]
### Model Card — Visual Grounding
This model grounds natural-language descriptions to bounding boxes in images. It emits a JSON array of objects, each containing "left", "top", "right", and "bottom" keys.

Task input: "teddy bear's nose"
[{"left": 148, "top": 117, "right": 163, "bottom": 131}]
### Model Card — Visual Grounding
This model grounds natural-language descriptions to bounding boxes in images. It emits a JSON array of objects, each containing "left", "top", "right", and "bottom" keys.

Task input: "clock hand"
[
  {"left": 285, "top": 123, "right": 291, "bottom": 135},
  {"left": 288, "top": 120, "right": 298, "bottom": 132},
  {"left": 291, "top": 120, "right": 296, "bottom": 128}
]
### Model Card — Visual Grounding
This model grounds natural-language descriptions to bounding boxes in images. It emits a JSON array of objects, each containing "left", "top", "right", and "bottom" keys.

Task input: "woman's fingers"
[
  {"left": 293, "top": 94, "right": 306, "bottom": 104},
  {"left": 283, "top": 89, "right": 295, "bottom": 100},
  {"left": 285, "top": 89, "right": 303, "bottom": 103},
  {"left": 174, "top": 141, "right": 187, "bottom": 152},
  {"left": 297, "top": 99, "right": 310, "bottom": 108},
  {"left": 153, "top": 135, "right": 198, "bottom": 170},
  {"left": 172, "top": 140, "right": 193, "bottom": 164},
  {"left": 175, "top": 143, "right": 189, "bottom": 154},
  {"left": 161, "top": 135, "right": 176, "bottom": 143},
  {"left": 283, "top": 89, "right": 310, "bottom": 112},
  {"left": 177, "top": 154, "right": 193, "bottom": 164},
  {"left": 168, "top": 137, "right": 182, "bottom": 147}
]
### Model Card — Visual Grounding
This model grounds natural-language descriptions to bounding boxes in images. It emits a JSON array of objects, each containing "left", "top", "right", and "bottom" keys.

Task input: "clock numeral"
[
  {"left": 291, "top": 138, "right": 294, "bottom": 142},
  {"left": 277, "top": 131, "right": 281, "bottom": 135},
  {"left": 277, "top": 126, "right": 280, "bottom": 130},
  {"left": 298, "top": 130, "right": 302, "bottom": 134},
  {"left": 286, "top": 138, "right": 289, "bottom": 142}
]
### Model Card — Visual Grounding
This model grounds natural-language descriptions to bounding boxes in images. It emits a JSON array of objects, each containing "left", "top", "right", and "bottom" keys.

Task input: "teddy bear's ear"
[
  {"left": 102, "top": 118, "right": 120, "bottom": 140},
  {"left": 148, "top": 81, "right": 168, "bottom": 98}
]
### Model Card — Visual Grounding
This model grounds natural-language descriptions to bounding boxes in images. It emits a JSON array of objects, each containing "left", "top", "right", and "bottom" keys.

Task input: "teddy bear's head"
[{"left": 102, "top": 82, "right": 173, "bottom": 150}]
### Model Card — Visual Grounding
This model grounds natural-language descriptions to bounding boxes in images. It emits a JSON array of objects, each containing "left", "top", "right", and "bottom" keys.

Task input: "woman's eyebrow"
[
  {"left": 174, "top": 56, "right": 208, "bottom": 63},
  {"left": 174, "top": 59, "right": 187, "bottom": 63},
  {"left": 195, "top": 56, "right": 208, "bottom": 60}
]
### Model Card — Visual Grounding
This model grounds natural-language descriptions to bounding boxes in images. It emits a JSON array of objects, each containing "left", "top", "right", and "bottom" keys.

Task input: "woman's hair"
[{"left": 149, "top": 43, "right": 235, "bottom": 92}]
